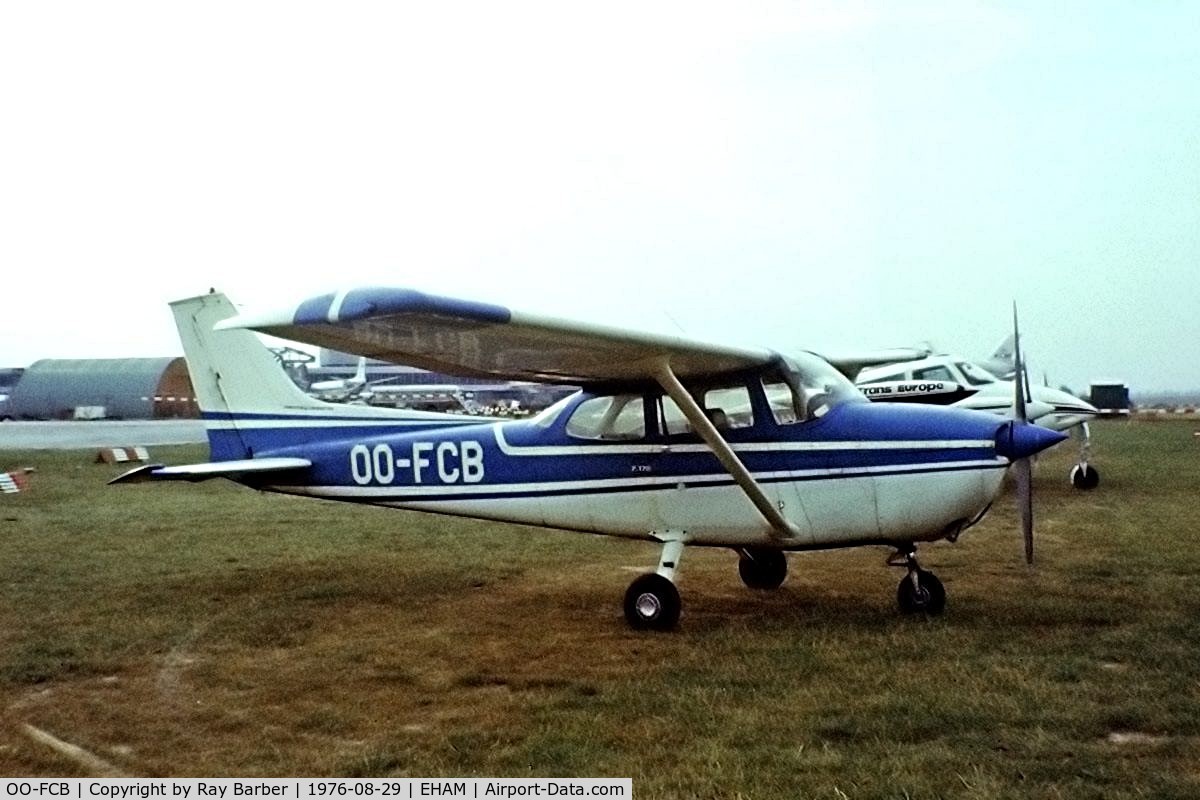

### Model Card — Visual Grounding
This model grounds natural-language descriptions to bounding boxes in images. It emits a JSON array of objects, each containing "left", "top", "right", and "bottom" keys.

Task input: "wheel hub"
[{"left": 635, "top": 593, "right": 661, "bottom": 619}]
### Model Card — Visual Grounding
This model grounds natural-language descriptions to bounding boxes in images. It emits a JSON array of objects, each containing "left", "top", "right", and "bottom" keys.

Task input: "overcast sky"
[{"left": 2, "top": 2, "right": 1197, "bottom": 392}]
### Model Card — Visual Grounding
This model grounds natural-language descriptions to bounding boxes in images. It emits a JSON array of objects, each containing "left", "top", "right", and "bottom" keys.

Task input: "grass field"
[{"left": 1, "top": 419, "right": 1198, "bottom": 797}]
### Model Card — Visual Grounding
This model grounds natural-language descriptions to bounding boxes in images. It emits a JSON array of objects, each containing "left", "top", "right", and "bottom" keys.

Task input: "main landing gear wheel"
[
  {"left": 896, "top": 570, "right": 946, "bottom": 615},
  {"left": 624, "top": 573, "right": 681, "bottom": 631},
  {"left": 1070, "top": 463, "right": 1100, "bottom": 490},
  {"left": 889, "top": 547, "right": 946, "bottom": 615},
  {"left": 738, "top": 548, "right": 787, "bottom": 590}
]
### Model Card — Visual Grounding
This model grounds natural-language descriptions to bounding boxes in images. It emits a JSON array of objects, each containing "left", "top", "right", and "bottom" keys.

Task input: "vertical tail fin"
[
  {"left": 980, "top": 334, "right": 1017, "bottom": 379},
  {"left": 171, "top": 292, "right": 328, "bottom": 418},
  {"left": 173, "top": 292, "right": 332, "bottom": 460},
  {"left": 171, "top": 291, "right": 470, "bottom": 462}
]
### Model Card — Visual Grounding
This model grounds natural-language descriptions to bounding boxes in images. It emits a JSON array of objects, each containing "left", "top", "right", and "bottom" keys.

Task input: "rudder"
[{"left": 172, "top": 292, "right": 328, "bottom": 460}]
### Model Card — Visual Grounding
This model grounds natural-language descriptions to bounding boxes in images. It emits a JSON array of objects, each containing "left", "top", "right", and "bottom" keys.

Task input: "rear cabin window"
[
  {"left": 660, "top": 396, "right": 689, "bottom": 436},
  {"left": 565, "top": 394, "right": 646, "bottom": 440}
]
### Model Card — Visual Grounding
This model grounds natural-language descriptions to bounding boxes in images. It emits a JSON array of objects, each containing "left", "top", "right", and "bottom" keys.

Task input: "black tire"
[
  {"left": 1070, "top": 464, "right": 1100, "bottom": 490},
  {"left": 896, "top": 570, "right": 946, "bottom": 615},
  {"left": 738, "top": 548, "right": 788, "bottom": 590},
  {"left": 623, "top": 573, "right": 681, "bottom": 631}
]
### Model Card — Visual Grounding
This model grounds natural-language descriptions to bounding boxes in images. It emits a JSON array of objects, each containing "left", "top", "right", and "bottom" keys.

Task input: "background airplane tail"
[{"left": 980, "top": 334, "right": 1017, "bottom": 379}]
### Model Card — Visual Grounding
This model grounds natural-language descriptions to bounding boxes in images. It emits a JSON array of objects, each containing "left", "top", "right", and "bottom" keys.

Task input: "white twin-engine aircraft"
[
  {"left": 113, "top": 289, "right": 1064, "bottom": 630},
  {"left": 854, "top": 355, "right": 1101, "bottom": 490}
]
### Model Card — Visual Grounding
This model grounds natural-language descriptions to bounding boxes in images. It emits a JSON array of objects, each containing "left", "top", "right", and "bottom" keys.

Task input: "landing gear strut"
[
  {"left": 888, "top": 547, "right": 946, "bottom": 615},
  {"left": 737, "top": 547, "right": 788, "bottom": 590},
  {"left": 624, "top": 537, "right": 684, "bottom": 630}
]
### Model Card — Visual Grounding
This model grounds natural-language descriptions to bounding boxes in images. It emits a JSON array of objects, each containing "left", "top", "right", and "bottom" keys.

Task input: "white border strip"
[
  {"left": 493, "top": 424, "right": 994, "bottom": 457},
  {"left": 277, "top": 458, "right": 1006, "bottom": 498},
  {"left": 204, "top": 417, "right": 484, "bottom": 430},
  {"left": 326, "top": 288, "right": 352, "bottom": 322}
]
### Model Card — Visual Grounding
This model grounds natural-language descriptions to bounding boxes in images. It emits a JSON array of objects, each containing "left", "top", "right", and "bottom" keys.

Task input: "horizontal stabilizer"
[{"left": 108, "top": 457, "right": 312, "bottom": 484}]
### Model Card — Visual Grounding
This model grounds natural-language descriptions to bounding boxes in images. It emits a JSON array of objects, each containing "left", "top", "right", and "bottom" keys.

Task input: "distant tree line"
[{"left": 1132, "top": 390, "right": 1200, "bottom": 408}]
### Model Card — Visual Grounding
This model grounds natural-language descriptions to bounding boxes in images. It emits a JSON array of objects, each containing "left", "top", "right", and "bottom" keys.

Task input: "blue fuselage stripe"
[{"left": 282, "top": 461, "right": 1006, "bottom": 503}]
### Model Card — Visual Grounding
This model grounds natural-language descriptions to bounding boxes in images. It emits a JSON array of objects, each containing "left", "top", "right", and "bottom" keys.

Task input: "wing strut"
[{"left": 651, "top": 360, "right": 800, "bottom": 540}]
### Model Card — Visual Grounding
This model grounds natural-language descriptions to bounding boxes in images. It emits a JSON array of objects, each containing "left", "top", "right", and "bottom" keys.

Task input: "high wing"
[
  {"left": 216, "top": 287, "right": 774, "bottom": 384},
  {"left": 819, "top": 347, "right": 934, "bottom": 381}
]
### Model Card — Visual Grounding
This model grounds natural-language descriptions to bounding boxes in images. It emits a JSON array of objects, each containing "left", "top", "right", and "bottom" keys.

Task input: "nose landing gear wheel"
[
  {"left": 624, "top": 573, "right": 681, "bottom": 630},
  {"left": 1070, "top": 463, "right": 1100, "bottom": 490},
  {"left": 897, "top": 569, "right": 946, "bottom": 615}
]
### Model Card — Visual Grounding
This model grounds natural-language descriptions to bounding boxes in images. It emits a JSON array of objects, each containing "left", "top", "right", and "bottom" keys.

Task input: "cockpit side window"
[
  {"left": 762, "top": 369, "right": 803, "bottom": 425},
  {"left": 770, "top": 353, "right": 866, "bottom": 423},
  {"left": 913, "top": 365, "right": 955, "bottom": 382},
  {"left": 701, "top": 385, "right": 754, "bottom": 430},
  {"left": 657, "top": 381, "right": 755, "bottom": 437},
  {"left": 565, "top": 394, "right": 646, "bottom": 441}
]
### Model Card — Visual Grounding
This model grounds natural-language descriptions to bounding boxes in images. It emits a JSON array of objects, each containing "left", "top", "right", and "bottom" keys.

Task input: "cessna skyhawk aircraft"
[{"left": 113, "top": 289, "right": 1064, "bottom": 630}]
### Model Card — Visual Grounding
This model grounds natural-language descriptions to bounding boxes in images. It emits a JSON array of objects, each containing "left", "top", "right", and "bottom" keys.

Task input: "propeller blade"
[
  {"left": 1016, "top": 456, "right": 1034, "bottom": 564},
  {"left": 1011, "top": 301, "right": 1035, "bottom": 565},
  {"left": 1012, "top": 302, "right": 1027, "bottom": 422}
]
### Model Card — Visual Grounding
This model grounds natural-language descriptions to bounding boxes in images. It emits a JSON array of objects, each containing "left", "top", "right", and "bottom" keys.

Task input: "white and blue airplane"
[{"left": 113, "top": 289, "right": 1064, "bottom": 630}]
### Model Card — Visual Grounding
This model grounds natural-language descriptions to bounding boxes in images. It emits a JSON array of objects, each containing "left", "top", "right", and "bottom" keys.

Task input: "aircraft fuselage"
[{"left": 251, "top": 396, "right": 1023, "bottom": 550}]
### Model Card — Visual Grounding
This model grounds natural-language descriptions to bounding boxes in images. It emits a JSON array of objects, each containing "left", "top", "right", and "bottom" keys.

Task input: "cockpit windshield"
[
  {"left": 765, "top": 352, "right": 865, "bottom": 423},
  {"left": 956, "top": 361, "right": 997, "bottom": 386}
]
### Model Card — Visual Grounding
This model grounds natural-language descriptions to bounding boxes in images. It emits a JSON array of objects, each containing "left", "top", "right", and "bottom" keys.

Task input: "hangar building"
[
  {"left": 0, "top": 368, "right": 23, "bottom": 420},
  {"left": 8, "top": 358, "right": 198, "bottom": 420}
]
